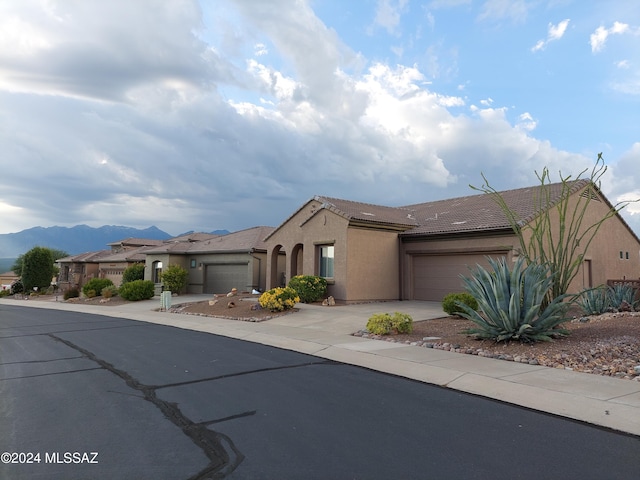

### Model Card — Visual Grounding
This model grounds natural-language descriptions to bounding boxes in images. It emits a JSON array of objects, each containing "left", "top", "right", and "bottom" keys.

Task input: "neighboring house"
[
  {"left": 0, "top": 271, "right": 19, "bottom": 291},
  {"left": 263, "top": 180, "right": 640, "bottom": 302},
  {"left": 143, "top": 226, "right": 275, "bottom": 295},
  {"left": 57, "top": 238, "right": 164, "bottom": 291}
]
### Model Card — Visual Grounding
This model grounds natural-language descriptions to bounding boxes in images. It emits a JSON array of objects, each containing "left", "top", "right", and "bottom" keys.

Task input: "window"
[
  {"left": 190, "top": 259, "right": 197, "bottom": 268},
  {"left": 153, "top": 261, "right": 163, "bottom": 283},
  {"left": 319, "top": 245, "right": 334, "bottom": 278}
]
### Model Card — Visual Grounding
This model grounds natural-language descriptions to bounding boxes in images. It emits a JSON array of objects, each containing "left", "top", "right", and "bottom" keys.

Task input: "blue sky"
[{"left": 1, "top": 0, "right": 639, "bottom": 239}]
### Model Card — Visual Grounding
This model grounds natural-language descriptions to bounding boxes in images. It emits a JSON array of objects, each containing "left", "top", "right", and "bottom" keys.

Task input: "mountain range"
[{"left": 0, "top": 225, "right": 173, "bottom": 259}]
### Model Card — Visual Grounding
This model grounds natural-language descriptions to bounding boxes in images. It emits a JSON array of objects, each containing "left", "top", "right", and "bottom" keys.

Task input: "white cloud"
[
  {"left": 531, "top": 18, "right": 570, "bottom": 52},
  {"left": 477, "top": 0, "right": 530, "bottom": 24},
  {"left": 370, "top": 0, "right": 409, "bottom": 35},
  {"left": 0, "top": 0, "right": 635, "bottom": 240},
  {"left": 590, "top": 21, "right": 633, "bottom": 53}
]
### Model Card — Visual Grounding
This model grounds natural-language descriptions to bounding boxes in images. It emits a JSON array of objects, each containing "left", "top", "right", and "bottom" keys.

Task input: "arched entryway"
[{"left": 290, "top": 243, "right": 304, "bottom": 279}]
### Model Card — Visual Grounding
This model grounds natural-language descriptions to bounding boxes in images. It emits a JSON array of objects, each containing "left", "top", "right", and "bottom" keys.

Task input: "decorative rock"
[
  {"left": 209, "top": 299, "right": 218, "bottom": 306},
  {"left": 227, "top": 301, "right": 236, "bottom": 308},
  {"left": 250, "top": 303, "right": 263, "bottom": 311},
  {"left": 226, "top": 288, "right": 238, "bottom": 297}
]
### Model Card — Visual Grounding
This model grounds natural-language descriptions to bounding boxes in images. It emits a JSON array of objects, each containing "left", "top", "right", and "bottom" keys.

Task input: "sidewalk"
[{"left": 3, "top": 295, "right": 640, "bottom": 437}]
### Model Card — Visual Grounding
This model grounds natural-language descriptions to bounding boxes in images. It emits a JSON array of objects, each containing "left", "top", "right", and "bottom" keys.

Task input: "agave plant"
[
  {"left": 456, "top": 256, "right": 570, "bottom": 343},
  {"left": 607, "top": 283, "right": 638, "bottom": 311},
  {"left": 578, "top": 286, "right": 610, "bottom": 315}
]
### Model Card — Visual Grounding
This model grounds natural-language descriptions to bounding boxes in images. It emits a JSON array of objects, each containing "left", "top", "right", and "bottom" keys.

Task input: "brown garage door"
[
  {"left": 204, "top": 263, "right": 248, "bottom": 295},
  {"left": 412, "top": 252, "right": 507, "bottom": 301}
]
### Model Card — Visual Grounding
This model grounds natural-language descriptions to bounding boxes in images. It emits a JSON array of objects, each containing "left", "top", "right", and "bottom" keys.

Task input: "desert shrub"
[
  {"left": 11, "top": 280, "right": 23, "bottom": 294},
  {"left": 607, "top": 283, "right": 638, "bottom": 311},
  {"left": 64, "top": 287, "right": 80, "bottom": 300},
  {"left": 82, "top": 278, "right": 114, "bottom": 298},
  {"left": 259, "top": 287, "right": 300, "bottom": 312},
  {"left": 119, "top": 280, "right": 155, "bottom": 301},
  {"left": 366, "top": 312, "right": 413, "bottom": 335},
  {"left": 442, "top": 292, "right": 478, "bottom": 316},
  {"left": 0, "top": 289, "right": 10, "bottom": 297},
  {"left": 457, "top": 256, "right": 569, "bottom": 343},
  {"left": 578, "top": 286, "right": 610, "bottom": 315},
  {"left": 101, "top": 285, "right": 118, "bottom": 298},
  {"left": 122, "top": 264, "right": 145, "bottom": 284},
  {"left": 85, "top": 289, "right": 97, "bottom": 298},
  {"left": 160, "top": 264, "right": 188, "bottom": 294},
  {"left": 287, "top": 275, "right": 328, "bottom": 303}
]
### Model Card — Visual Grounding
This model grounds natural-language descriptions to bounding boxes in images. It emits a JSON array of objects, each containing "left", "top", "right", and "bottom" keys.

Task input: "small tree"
[
  {"left": 21, "top": 247, "right": 55, "bottom": 292},
  {"left": 12, "top": 248, "right": 67, "bottom": 277},
  {"left": 471, "top": 154, "right": 635, "bottom": 303},
  {"left": 160, "top": 264, "right": 188, "bottom": 294},
  {"left": 122, "top": 264, "right": 145, "bottom": 284}
]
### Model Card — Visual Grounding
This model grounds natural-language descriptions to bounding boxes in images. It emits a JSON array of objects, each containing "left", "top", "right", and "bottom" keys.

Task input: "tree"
[
  {"left": 471, "top": 154, "right": 635, "bottom": 303},
  {"left": 21, "top": 247, "right": 55, "bottom": 292},
  {"left": 122, "top": 264, "right": 145, "bottom": 284},
  {"left": 160, "top": 264, "right": 188, "bottom": 294},
  {"left": 12, "top": 248, "right": 68, "bottom": 277}
]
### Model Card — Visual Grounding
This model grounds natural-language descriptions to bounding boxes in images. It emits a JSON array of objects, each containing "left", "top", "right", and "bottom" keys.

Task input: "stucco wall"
[
  {"left": 265, "top": 199, "right": 350, "bottom": 298},
  {"left": 346, "top": 227, "right": 400, "bottom": 301}
]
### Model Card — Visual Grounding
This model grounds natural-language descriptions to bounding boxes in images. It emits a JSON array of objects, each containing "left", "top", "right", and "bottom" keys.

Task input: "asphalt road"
[{"left": 1, "top": 305, "right": 639, "bottom": 480}]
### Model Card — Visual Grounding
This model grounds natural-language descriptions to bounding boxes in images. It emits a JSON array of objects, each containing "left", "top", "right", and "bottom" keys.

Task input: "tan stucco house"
[
  {"left": 57, "top": 238, "right": 164, "bottom": 291},
  {"left": 264, "top": 180, "right": 640, "bottom": 302},
  {"left": 143, "top": 226, "right": 275, "bottom": 295}
]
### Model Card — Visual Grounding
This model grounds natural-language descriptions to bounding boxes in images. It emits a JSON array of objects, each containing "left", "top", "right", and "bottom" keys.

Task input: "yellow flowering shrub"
[
  {"left": 259, "top": 287, "right": 300, "bottom": 312},
  {"left": 287, "top": 275, "right": 328, "bottom": 303}
]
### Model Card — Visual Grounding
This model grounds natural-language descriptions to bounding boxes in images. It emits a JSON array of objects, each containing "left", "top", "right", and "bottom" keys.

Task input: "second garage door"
[
  {"left": 204, "top": 263, "right": 248, "bottom": 294},
  {"left": 412, "top": 252, "right": 507, "bottom": 301}
]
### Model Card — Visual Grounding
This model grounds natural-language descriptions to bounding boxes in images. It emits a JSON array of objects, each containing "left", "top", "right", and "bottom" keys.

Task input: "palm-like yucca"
[{"left": 456, "top": 256, "right": 570, "bottom": 343}]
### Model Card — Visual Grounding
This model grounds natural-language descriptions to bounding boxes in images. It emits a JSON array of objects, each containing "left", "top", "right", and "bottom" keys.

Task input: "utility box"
[{"left": 160, "top": 291, "right": 172, "bottom": 310}]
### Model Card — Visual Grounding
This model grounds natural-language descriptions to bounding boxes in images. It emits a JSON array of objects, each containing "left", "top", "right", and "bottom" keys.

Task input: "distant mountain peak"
[{"left": 0, "top": 225, "right": 173, "bottom": 257}]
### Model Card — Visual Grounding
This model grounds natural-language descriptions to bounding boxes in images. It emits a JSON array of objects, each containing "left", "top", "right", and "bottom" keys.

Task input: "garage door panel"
[
  {"left": 205, "top": 264, "right": 247, "bottom": 295},
  {"left": 412, "top": 253, "right": 505, "bottom": 301}
]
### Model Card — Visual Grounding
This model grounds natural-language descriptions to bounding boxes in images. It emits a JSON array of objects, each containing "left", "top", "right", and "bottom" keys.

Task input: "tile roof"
[
  {"left": 106, "top": 237, "right": 165, "bottom": 247},
  {"left": 311, "top": 180, "right": 593, "bottom": 236},
  {"left": 144, "top": 226, "right": 275, "bottom": 254},
  {"left": 314, "top": 196, "right": 418, "bottom": 228},
  {"left": 57, "top": 250, "right": 113, "bottom": 263}
]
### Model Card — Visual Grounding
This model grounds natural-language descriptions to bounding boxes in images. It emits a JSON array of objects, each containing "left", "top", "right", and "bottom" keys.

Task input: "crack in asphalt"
[
  {"left": 153, "top": 360, "right": 340, "bottom": 391},
  {"left": 0, "top": 317, "right": 134, "bottom": 330},
  {"left": 1, "top": 367, "right": 104, "bottom": 381},
  {"left": 0, "top": 355, "right": 84, "bottom": 365},
  {"left": 0, "top": 323, "right": 148, "bottom": 339},
  {"left": 49, "top": 333, "right": 245, "bottom": 479}
]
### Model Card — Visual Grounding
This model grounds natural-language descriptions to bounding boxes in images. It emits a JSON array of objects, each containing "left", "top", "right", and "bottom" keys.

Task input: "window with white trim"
[{"left": 319, "top": 245, "right": 334, "bottom": 278}]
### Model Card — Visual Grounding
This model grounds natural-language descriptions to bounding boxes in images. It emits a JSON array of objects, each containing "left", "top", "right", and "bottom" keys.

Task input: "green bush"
[
  {"left": 160, "top": 264, "right": 188, "bottom": 294},
  {"left": 82, "top": 278, "right": 114, "bottom": 298},
  {"left": 0, "top": 289, "right": 10, "bottom": 297},
  {"left": 287, "top": 275, "right": 328, "bottom": 303},
  {"left": 64, "top": 287, "right": 80, "bottom": 300},
  {"left": 366, "top": 312, "right": 413, "bottom": 335},
  {"left": 442, "top": 292, "right": 478, "bottom": 316},
  {"left": 122, "top": 264, "right": 145, "bottom": 284},
  {"left": 259, "top": 287, "right": 300, "bottom": 312},
  {"left": 119, "top": 280, "right": 155, "bottom": 301},
  {"left": 457, "top": 256, "right": 569, "bottom": 343},
  {"left": 101, "top": 285, "right": 118, "bottom": 298}
]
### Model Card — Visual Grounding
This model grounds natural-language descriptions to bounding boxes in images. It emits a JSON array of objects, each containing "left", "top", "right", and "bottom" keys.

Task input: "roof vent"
[{"left": 361, "top": 212, "right": 375, "bottom": 216}]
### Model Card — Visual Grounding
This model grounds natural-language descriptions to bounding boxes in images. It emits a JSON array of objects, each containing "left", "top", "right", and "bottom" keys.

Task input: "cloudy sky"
[{"left": 1, "top": 0, "right": 639, "bottom": 237}]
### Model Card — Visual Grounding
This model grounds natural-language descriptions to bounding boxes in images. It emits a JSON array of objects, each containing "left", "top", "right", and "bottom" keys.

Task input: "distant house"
[
  {"left": 57, "top": 238, "right": 164, "bottom": 291},
  {"left": 263, "top": 180, "right": 640, "bottom": 302},
  {"left": 143, "top": 226, "right": 275, "bottom": 295},
  {"left": 0, "top": 271, "right": 19, "bottom": 291}
]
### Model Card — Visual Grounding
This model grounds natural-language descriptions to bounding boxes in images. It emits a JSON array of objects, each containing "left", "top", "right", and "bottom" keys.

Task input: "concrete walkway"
[{"left": 3, "top": 295, "right": 640, "bottom": 437}]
